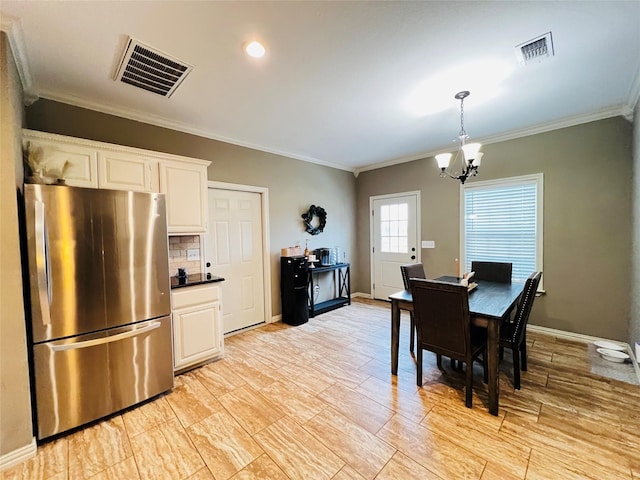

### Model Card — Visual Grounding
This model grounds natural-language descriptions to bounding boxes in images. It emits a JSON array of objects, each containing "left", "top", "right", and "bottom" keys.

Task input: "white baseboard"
[
  {"left": 351, "top": 292, "right": 372, "bottom": 299},
  {"left": 270, "top": 314, "right": 282, "bottom": 323},
  {"left": 526, "top": 324, "right": 624, "bottom": 345},
  {"left": 0, "top": 437, "right": 36, "bottom": 472}
]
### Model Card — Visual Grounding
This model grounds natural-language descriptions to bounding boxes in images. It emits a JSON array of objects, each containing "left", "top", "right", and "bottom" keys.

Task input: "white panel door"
[
  {"left": 204, "top": 189, "right": 265, "bottom": 334},
  {"left": 372, "top": 193, "right": 419, "bottom": 300}
]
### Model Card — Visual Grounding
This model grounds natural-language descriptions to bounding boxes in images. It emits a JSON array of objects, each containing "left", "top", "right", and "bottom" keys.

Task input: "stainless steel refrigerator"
[{"left": 23, "top": 184, "right": 173, "bottom": 440}]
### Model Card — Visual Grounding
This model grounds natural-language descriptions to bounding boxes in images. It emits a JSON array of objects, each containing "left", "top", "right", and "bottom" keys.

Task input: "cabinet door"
[
  {"left": 172, "top": 301, "right": 222, "bottom": 371},
  {"left": 24, "top": 138, "right": 98, "bottom": 188},
  {"left": 160, "top": 161, "right": 208, "bottom": 233},
  {"left": 98, "top": 151, "right": 159, "bottom": 192}
]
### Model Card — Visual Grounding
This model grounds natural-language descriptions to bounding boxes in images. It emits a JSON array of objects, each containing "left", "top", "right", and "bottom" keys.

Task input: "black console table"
[{"left": 308, "top": 263, "right": 351, "bottom": 317}]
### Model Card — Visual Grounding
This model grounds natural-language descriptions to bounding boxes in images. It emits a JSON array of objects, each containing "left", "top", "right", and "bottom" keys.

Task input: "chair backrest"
[
  {"left": 507, "top": 272, "right": 542, "bottom": 344},
  {"left": 400, "top": 263, "right": 426, "bottom": 290},
  {"left": 410, "top": 278, "right": 470, "bottom": 360},
  {"left": 471, "top": 261, "right": 512, "bottom": 283}
]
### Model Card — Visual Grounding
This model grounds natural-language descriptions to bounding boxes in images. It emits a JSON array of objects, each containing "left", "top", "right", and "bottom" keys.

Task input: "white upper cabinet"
[
  {"left": 22, "top": 135, "right": 98, "bottom": 188},
  {"left": 98, "top": 151, "right": 159, "bottom": 192},
  {"left": 160, "top": 160, "right": 208, "bottom": 234},
  {"left": 23, "top": 130, "right": 211, "bottom": 234}
]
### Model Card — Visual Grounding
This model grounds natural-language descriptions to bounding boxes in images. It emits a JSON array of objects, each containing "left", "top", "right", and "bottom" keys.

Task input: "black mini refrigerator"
[{"left": 280, "top": 256, "right": 309, "bottom": 325}]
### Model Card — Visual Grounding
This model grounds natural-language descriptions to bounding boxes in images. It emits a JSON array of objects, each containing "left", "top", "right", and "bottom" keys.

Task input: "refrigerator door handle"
[
  {"left": 34, "top": 199, "right": 52, "bottom": 326},
  {"left": 49, "top": 320, "right": 163, "bottom": 352}
]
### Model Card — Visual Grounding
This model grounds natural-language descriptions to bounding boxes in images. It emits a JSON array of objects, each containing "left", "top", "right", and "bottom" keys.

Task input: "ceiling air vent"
[
  {"left": 515, "top": 32, "right": 554, "bottom": 65},
  {"left": 114, "top": 38, "right": 193, "bottom": 97}
]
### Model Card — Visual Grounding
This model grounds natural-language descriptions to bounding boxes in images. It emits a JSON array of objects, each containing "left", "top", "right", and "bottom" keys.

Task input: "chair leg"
[
  {"left": 436, "top": 353, "right": 443, "bottom": 370},
  {"left": 512, "top": 346, "right": 521, "bottom": 390},
  {"left": 417, "top": 348, "right": 423, "bottom": 387},
  {"left": 465, "top": 359, "right": 473, "bottom": 408},
  {"left": 520, "top": 340, "right": 528, "bottom": 371},
  {"left": 409, "top": 313, "right": 415, "bottom": 354}
]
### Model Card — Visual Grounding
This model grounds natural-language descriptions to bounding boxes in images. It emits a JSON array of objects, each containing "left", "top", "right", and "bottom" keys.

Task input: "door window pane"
[{"left": 380, "top": 202, "right": 409, "bottom": 253}]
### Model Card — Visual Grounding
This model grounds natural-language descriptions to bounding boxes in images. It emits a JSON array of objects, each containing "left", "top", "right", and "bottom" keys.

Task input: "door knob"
[{"left": 411, "top": 255, "right": 416, "bottom": 260}]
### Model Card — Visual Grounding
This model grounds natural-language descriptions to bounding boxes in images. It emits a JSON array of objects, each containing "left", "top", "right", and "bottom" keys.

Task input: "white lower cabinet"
[{"left": 171, "top": 284, "right": 224, "bottom": 372}]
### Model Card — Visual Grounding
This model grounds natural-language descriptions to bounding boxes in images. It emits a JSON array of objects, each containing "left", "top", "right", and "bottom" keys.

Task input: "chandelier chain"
[{"left": 459, "top": 96, "right": 466, "bottom": 139}]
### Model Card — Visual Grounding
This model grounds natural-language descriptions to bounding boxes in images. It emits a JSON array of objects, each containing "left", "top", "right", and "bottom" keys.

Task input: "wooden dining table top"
[{"left": 389, "top": 275, "right": 524, "bottom": 320}]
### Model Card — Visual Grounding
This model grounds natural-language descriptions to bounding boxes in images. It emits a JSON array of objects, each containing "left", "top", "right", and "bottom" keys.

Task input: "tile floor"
[{"left": 2, "top": 298, "right": 639, "bottom": 480}]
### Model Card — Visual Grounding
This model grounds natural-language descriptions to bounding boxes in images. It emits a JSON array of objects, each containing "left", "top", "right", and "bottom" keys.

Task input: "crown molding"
[
  {"left": 29, "top": 88, "right": 635, "bottom": 177},
  {"left": 23, "top": 128, "right": 211, "bottom": 166},
  {"left": 37, "top": 90, "right": 355, "bottom": 173},
  {"left": 0, "top": 14, "right": 37, "bottom": 104},
  {"left": 355, "top": 104, "right": 632, "bottom": 176},
  {"left": 627, "top": 64, "right": 640, "bottom": 117}
]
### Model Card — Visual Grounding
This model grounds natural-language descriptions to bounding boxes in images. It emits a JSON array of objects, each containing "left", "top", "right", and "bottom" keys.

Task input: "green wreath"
[{"left": 301, "top": 205, "right": 326, "bottom": 236}]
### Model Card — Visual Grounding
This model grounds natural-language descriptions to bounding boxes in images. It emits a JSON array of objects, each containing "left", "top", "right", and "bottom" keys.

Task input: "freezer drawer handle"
[
  {"left": 49, "top": 321, "right": 162, "bottom": 352},
  {"left": 34, "top": 199, "right": 52, "bottom": 326}
]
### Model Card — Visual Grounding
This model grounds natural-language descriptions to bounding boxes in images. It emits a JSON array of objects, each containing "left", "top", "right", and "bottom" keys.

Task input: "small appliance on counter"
[{"left": 315, "top": 248, "right": 332, "bottom": 266}]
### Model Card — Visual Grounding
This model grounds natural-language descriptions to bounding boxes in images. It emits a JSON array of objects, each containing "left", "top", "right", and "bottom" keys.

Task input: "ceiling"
[{"left": 1, "top": 1, "right": 639, "bottom": 174}]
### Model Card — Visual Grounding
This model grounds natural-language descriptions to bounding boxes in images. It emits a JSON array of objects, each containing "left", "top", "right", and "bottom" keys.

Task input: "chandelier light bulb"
[
  {"left": 435, "top": 153, "right": 452, "bottom": 170},
  {"left": 461, "top": 142, "right": 482, "bottom": 163}
]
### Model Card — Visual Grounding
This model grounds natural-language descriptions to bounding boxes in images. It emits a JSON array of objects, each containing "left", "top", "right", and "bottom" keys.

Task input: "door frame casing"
[
  {"left": 207, "top": 180, "right": 273, "bottom": 326},
  {"left": 369, "top": 191, "right": 421, "bottom": 299}
]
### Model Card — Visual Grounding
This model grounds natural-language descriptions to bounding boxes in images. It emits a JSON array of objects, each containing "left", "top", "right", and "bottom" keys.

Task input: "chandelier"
[{"left": 435, "top": 91, "right": 483, "bottom": 184}]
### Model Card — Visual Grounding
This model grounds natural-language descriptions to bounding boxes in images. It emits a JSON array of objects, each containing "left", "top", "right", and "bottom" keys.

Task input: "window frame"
[{"left": 459, "top": 173, "right": 544, "bottom": 289}]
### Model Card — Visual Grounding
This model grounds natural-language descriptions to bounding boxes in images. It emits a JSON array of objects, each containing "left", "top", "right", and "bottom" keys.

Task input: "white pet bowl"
[
  {"left": 596, "top": 348, "right": 629, "bottom": 363},
  {"left": 593, "top": 340, "right": 625, "bottom": 351}
]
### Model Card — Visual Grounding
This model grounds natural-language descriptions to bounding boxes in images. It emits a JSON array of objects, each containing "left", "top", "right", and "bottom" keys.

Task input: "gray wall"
[
  {"left": 356, "top": 117, "right": 633, "bottom": 341},
  {"left": 0, "top": 33, "right": 34, "bottom": 458},
  {"left": 26, "top": 99, "right": 357, "bottom": 317},
  {"left": 632, "top": 101, "right": 640, "bottom": 349}
]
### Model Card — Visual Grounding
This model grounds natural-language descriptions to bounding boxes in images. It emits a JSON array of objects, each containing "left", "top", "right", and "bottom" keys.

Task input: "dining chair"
[
  {"left": 471, "top": 261, "right": 512, "bottom": 283},
  {"left": 400, "top": 263, "right": 426, "bottom": 354},
  {"left": 499, "top": 271, "right": 542, "bottom": 390},
  {"left": 410, "top": 278, "right": 487, "bottom": 408}
]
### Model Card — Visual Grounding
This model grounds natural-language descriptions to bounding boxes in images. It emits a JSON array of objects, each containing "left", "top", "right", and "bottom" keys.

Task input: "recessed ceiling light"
[{"left": 244, "top": 40, "right": 266, "bottom": 59}]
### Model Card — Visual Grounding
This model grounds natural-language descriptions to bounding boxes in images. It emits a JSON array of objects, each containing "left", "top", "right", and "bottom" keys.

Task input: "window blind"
[{"left": 463, "top": 177, "right": 540, "bottom": 283}]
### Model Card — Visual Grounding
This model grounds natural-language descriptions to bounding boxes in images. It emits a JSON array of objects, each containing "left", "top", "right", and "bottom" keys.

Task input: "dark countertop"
[{"left": 170, "top": 273, "right": 225, "bottom": 289}]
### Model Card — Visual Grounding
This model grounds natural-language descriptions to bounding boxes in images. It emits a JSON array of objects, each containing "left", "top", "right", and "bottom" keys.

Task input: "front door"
[
  {"left": 204, "top": 188, "right": 265, "bottom": 334},
  {"left": 371, "top": 192, "right": 420, "bottom": 300}
]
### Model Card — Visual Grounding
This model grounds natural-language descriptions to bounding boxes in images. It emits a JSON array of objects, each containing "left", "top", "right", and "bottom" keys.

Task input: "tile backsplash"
[{"left": 169, "top": 236, "right": 202, "bottom": 276}]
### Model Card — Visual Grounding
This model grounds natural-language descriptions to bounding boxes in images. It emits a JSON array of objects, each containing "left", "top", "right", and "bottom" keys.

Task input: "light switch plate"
[
  {"left": 421, "top": 240, "right": 435, "bottom": 249},
  {"left": 187, "top": 248, "right": 200, "bottom": 261}
]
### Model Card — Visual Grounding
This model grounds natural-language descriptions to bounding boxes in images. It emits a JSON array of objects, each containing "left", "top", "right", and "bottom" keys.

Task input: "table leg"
[
  {"left": 391, "top": 300, "right": 400, "bottom": 375},
  {"left": 487, "top": 319, "right": 500, "bottom": 416}
]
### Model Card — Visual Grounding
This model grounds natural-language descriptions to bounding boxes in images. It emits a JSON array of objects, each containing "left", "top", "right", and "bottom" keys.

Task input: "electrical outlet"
[{"left": 187, "top": 248, "right": 200, "bottom": 261}]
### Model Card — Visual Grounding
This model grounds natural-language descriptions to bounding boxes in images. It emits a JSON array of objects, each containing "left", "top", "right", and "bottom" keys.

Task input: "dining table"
[{"left": 389, "top": 275, "right": 525, "bottom": 416}]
